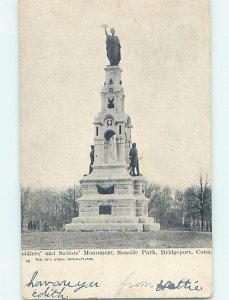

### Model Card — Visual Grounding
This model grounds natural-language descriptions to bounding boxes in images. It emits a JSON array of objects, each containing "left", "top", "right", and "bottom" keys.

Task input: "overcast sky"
[{"left": 20, "top": 0, "right": 210, "bottom": 190}]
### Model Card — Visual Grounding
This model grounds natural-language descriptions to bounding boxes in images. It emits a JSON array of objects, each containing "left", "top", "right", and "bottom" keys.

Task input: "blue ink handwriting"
[{"left": 26, "top": 271, "right": 100, "bottom": 299}]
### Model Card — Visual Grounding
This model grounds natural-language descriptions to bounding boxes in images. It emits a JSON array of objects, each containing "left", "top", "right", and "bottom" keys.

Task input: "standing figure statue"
[
  {"left": 101, "top": 24, "right": 121, "bottom": 66},
  {"left": 89, "top": 145, "right": 94, "bottom": 174},
  {"left": 129, "top": 143, "right": 141, "bottom": 176}
]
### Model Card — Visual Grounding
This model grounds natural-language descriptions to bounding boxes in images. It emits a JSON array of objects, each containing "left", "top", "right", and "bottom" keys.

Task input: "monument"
[{"left": 65, "top": 26, "right": 160, "bottom": 232}]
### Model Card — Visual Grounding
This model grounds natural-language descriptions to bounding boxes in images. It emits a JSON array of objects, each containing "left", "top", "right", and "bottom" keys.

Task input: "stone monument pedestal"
[{"left": 65, "top": 172, "right": 160, "bottom": 232}]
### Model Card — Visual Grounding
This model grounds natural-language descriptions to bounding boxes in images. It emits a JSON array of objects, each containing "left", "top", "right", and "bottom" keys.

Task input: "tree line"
[
  {"left": 146, "top": 176, "right": 212, "bottom": 232},
  {"left": 21, "top": 175, "right": 211, "bottom": 233},
  {"left": 21, "top": 186, "right": 81, "bottom": 233}
]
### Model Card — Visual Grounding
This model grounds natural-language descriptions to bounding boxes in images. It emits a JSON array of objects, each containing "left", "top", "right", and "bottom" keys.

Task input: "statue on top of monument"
[{"left": 101, "top": 24, "right": 121, "bottom": 66}]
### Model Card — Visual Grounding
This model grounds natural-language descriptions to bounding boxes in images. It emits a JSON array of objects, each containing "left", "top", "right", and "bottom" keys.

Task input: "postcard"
[{"left": 20, "top": 0, "right": 212, "bottom": 298}]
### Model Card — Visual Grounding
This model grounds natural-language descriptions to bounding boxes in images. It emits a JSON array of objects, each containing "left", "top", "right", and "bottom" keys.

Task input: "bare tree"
[
  {"left": 21, "top": 186, "right": 30, "bottom": 233},
  {"left": 184, "top": 175, "right": 211, "bottom": 231},
  {"left": 146, "top": 183, "right": 160, "bottom": 216},
  {"left": 146, "top": 183, "right": 173, "bottom": 228},
  {"left": 60, "top": 185, "right": 81, "bottom": 221},
  {"left": 174, "top": 190, "right": 185, "bottom": 226}
]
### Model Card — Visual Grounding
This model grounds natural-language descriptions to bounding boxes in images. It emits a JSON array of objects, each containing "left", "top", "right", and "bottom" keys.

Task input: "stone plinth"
[{"left": 65, "top": 174, "right": 160, "bottom": 232}]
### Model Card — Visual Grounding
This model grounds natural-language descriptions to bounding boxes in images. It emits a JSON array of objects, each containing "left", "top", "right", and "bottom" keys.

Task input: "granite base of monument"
[{"left": 65, "top": 174, "right": 160, "bottom": 232}]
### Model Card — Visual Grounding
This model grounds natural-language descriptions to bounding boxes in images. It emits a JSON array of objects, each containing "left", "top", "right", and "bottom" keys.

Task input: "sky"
[{"left": 20, "top": 0, "right": 211, "bottom": 190}]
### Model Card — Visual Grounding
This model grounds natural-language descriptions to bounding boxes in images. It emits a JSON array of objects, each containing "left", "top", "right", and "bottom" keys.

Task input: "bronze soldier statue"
[
  {"left": 129, "top": 143, "right": 140, "bottom": 176},
  {"left": 89, "top": 145, "right": 94, "bottom": 174},
  {"left": 102, "top": 24, "right": 121, "bottom": 66}
]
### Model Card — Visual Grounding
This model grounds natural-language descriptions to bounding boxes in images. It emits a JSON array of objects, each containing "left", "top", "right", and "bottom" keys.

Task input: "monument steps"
[
  {"left": 65, "top": 222, "right": 160, "bottom": 232},
  {"left": 70, "top": 216, "right": 156, "bottom": 224}
]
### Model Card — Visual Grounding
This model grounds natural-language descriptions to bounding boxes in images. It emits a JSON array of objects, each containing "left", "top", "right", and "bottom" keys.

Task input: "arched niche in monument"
[
  {"left": 104, "top": 129, "right": 116, "bottom": 141},
  {"left": 127, "top": 117, "right": 131, "bottom": 126},
  {"left": 104, "top": 129, "right": 116, "bottom": 163}
]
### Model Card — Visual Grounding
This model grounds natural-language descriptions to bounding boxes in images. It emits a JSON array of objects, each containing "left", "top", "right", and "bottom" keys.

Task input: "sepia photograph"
[{"left": 20, "top": 0, "right": 211, "bottom": 251}]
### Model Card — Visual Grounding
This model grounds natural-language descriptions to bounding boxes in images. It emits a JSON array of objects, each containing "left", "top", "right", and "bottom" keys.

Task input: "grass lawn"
[{"left": 21, "top": 230, "right": 212, "bottom": 250}]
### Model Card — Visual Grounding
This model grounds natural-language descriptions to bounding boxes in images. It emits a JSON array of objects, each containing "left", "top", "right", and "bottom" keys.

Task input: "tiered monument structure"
[{"left": 66, "top": 26, "right": 160, "bottom": 232}]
